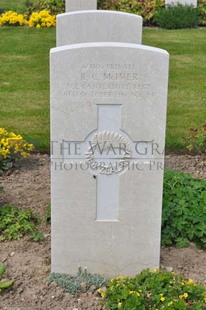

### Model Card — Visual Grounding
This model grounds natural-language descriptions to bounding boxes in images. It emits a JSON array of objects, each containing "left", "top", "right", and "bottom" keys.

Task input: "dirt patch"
[
  {"left": 161, "top": 245, "right": 206, "bottom": 286},
  {"left": 0, "top": 155, "right": 50, "bottom": 219},
  {"left": 0, "top": 154, "right": 205, "bottom": 310},
  {"left": 165, "top": 154, "right": 206, "bottom": 180}
]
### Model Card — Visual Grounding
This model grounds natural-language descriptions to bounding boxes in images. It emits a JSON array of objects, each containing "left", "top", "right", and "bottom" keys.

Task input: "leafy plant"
[
  {"left": 186, "top": 124, "right": 206, "bottom": 154},
  {"left": 0, "top": 0, "right": 26, "bottom": 12},
  {"left": 154, "top": 4, "right": 199, "bottom": 29},
  {"left": 134, "top": 0, "right": 164, "bottom": 25},
  {"left": 102, "top": 269, "right": 206, "bottom": 309},
  {"left": 47, "top": 268, "right": 107, "bottom": 294},
  {"left": 162, "top": 170, "right": 206, "bottom": 249},
  {"left": 32, "top": 231, "right": 45, "bottom": 241},
  {"left": 97, "top": 0, "right": 164, "bottom": 25},
  {"left": 0, "top": 128, "right": 34, "bottom": 174},
  {"left": 198, "top": 0, "right": 206, "bottom": 25},
  {"left": 0, "top": 204, "right": 44, "bottom": 241},
  {"left": 28, "top": 9, "right": 56, "bottom": 28},
  {"left": 0, "top": 264, "right": 14, "bottom": 292},
  {"left": 24, "top": 0, "right": 64, "bottom": 16},
  {"left": 0, "top": 9, "right": 6, "bottom": 15},
  {"left": 0, "top": 10, "right": 28, "bottom": 26}
]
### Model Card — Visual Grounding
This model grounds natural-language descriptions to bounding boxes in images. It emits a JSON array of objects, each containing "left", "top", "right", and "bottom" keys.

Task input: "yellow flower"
[
  {"left": 129, "top": 290, "right": 140, "bottom": 297},
  {"left": 179, "top": 293, "right": 188, "bottom": 300},
  {"left": 187, "top": 278, "right": 195, "bottom": 285},
  {"left": 160, "top": 295, "right": 165, "bottom": 302},
  {"left": 168, "top": 301, "right": 173, "bottom": 306},
  {"left": 153, "top": 267, "right": 159, "bottom": 272},
  {"left": 0, "top": 128, "right": 6, "bottom": 135},
  {"left": 0, "top": 148, "right": 9, "bottom": 158},
  {"left": 0, "top": 11, "right": 27, "bottom": 26},
  {"left": 21, "top": 151, "right": 29, "bottom": 158},
  {"left": 27, "top": 144, "right": 34, "bottom": 151},
  {"left": 28, "top": 10, "right": 56, "bottom": 28},
  {"left": 0, "top": 128, "right": 33, "bottom": 161},
  {"left": 97, "top": 288, "right": 106, "bottom": 298}
]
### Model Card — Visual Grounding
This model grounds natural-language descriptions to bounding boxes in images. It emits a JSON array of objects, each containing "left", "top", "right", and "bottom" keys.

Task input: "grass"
[
  {"left": 0, "top": 0, "right": 27, "bottom": 12},
  {"left": 0, "top": 27, "right": 205, "bottom": 152},
  {"left": 143, "top": 28, "right": 206, "bottom": 151},
  {"left": 0, "top": 27, "right": 55, "bottom": 150},
  {"left": 0, "top": 0, "right": 39, "bottom": 12}
]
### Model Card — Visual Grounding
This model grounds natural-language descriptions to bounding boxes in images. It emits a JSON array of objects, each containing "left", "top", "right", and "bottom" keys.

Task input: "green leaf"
[
  {"left": 0, "top": 265, "right": 6, "bottom": 277},
  {"left": 162, "top": 170, "right": 206, "bottom": 249},
  {"left": 175, "top": 237, "right": 190, "bottom": 248},
  {"left": 32, "top": 232, "right": 44, "bottom": 242},
  {"left": 0, "top": 280, "right": 14, "bottom": 290}
]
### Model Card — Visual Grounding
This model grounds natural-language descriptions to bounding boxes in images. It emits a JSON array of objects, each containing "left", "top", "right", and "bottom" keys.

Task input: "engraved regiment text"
[{"left": 63, "top": 63, "right": 154, "bottom": 98}]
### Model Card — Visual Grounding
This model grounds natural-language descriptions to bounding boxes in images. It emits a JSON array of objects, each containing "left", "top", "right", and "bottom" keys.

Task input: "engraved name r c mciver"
[{"left": 81, "top": 72, "right": 138, "bottom": 81}]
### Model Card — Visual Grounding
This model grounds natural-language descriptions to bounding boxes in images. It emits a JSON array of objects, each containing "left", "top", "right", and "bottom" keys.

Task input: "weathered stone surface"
[
  {"left": 57, "top": 11, "right": 142, "bottom": 46},
  {"left": 50, "top": 42, "right": 169, "bottom": 277},
  {"left": 65, "top": 0, "right": 97, "bottom": 12}
]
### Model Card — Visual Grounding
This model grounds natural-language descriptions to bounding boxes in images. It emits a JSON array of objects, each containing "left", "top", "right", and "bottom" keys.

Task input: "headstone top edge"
[
  {"left": 57, "top": 10, "right": 143, "bottom": 20},
  {"left": 50, "top": 42, "right": 169, "bottom": 57}
]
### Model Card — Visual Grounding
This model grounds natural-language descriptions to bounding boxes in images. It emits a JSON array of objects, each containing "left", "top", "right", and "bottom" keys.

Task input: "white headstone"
[
  {"left": 50, "top": 42, "right": 169, "bottom": 277},
  {"left": 65, "top": 0, "right": 97, "bottom": 12},
  {"left": 57, "top": 11, "right": 143, "bottom": 46},
  {"left": 165, "top": 0, "right": 197, "bottom": 7}
]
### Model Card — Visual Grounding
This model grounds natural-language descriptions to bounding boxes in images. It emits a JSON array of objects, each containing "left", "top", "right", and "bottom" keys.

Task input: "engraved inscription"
[
  {"left": 85, "top": 131, "right": 132, "bottom": 175},
  {"left": 63, "top": 63, "right": 154, "bottom": 98}
]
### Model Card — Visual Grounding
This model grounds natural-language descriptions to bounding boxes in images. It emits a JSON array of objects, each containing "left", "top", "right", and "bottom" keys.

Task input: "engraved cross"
[
  {"left": 85, "top": 104, "right": 133, "bottom": 221},
  {"left": 62, "top": 104, "right": 156, "bottom": 222}
]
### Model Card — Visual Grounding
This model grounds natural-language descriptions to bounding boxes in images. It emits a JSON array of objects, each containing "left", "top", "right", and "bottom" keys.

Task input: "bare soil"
[{"left": 0, "top": 154, "right": 205, "bottom": 310}]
